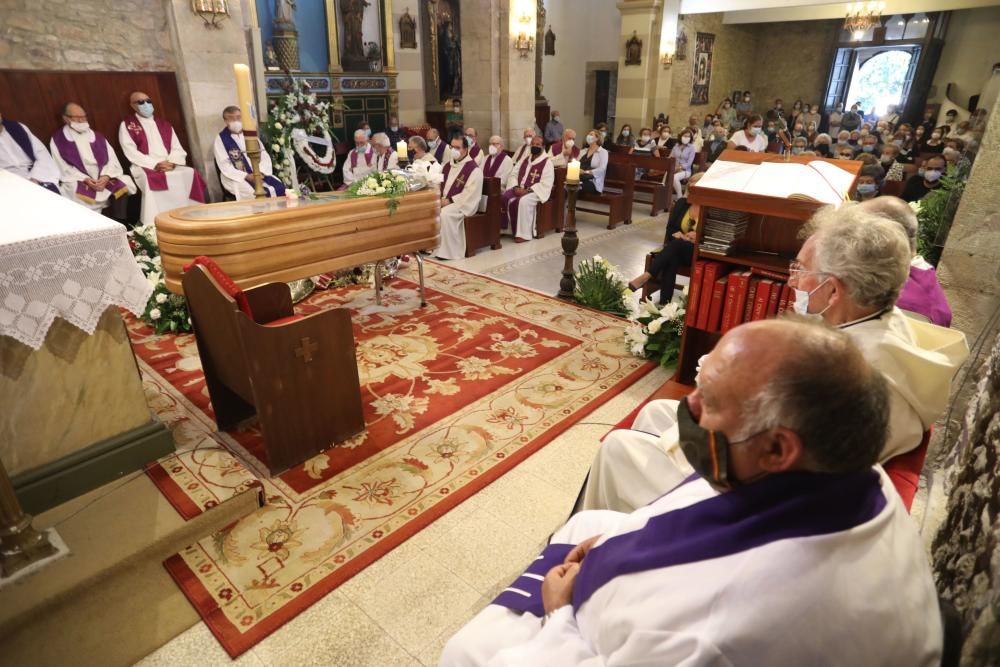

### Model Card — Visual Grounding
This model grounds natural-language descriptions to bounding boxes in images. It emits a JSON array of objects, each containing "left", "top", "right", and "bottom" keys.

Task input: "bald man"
[
  {"left": 464, "top": 126, "right": 485, "bottom": 168},
  {"left": 51, "top": 102, "right": 135, "bottom": 212},
  {"left": 512, "top": 127, "right": 535, "bottom": 166},
  {"left": 0, "top": 110, "right": 59, "bottom": 192},
  {"left": 342, "top": 128, "right": 376, "bottom": 187},
  {"left": 548, "top": 128, "right": 580, "bottom": 168},
  {"left": 426, "top": 127, "right": 451, "bottom": 165},
  {"left": 119, "top": 91, "right": 205, "bottom": 225},
  {"left": 479, "top": 134, "right": 513, "bottom": 212}
]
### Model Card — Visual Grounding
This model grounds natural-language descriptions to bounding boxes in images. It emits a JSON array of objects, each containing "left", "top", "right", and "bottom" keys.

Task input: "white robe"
[
  {"left": 371, "top": 149, "right": 399, "bottom": 173},
  {"left": 0, "top": 123, "right": 59, "bottom": 185},
  {"left": 511, "top": 142, "right": 532, "bottom": 167},
  {"left": 479, "top": 152, "right": 513, "bottom": 212},
  {"left": 118, "top": 115, "right": 199, "bottom": 226},
  {"left": 581, "top": 307, "right": 969, "bottom": 514},
  {"left": 435, "top": 156, "right": 484, "bottom": 260},
  {"left": 213, "top": 130, "right": 280, "bottom": 200},
  {"left": 50, "top": 126, "right": 136, "bottom": 210},
  {"left": 442, "top": 467, "right": 942, "bottom": 667},
  {"left": 504, "top": 155, "right": 554, "bottom": 241},
  {"left": 342, "top": 145, "right": 376, "bottom": 186},
  {"left": 468, "top": 144, "right": 486, "bottom": 168}
]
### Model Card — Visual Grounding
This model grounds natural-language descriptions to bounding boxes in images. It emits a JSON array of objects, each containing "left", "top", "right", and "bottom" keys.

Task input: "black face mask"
[
  {"left": 677, "top": 397, "right": 763, "bottom": 490},
  {"left": 530, "top": 145, "right": 543, "bottom": 157}
]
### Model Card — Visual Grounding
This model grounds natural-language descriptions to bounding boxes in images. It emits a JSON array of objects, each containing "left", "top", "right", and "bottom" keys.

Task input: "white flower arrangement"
[
  {"left": 128, "top": 222, "right": 193, "bottom": 334},
  {"left": 625, "top": 294, "right": 688, "bottom": 367},
  {"left": 264, "top": 77, "right": 338, "bottom": 182},
  {"left": 347, "top": 170, "right": 409, "bottom": 214}
]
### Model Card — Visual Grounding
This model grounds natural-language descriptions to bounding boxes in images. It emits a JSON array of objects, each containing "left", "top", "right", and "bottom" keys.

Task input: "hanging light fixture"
[{"left": 844, "top": 1, "right": 885, "bottom": 40}]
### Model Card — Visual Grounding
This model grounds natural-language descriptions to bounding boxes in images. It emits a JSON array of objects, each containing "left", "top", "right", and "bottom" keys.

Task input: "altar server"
[
  {"left": 547, "top": 128, "right": 579, "bottom": 168},
  {"left": 512, "top": 127, "right": 535, "bottom": 166},
  {"left": 426, "top": 128, "right": 451, "bottom": 165},
  {"left": 501, "top": 136, "right": 554, "bottom": 243},
  {"left": 581, "top": 205, "right": 968, "bottom": 514},
  {"left": 0, "top": 111, "right": 59, "bottom": 192},
  {"left": 50, "top": 102, "right": 135, "bottom": 210},
  {"left": 464, "top": 126, "right": 485, "bottom": 168},
  {"left": 213, "top": 106, "right": 285, "bottom": 200},
  {"left": 479, "top": 135, "right": 513, "bottom": 212},
  {"left": 434, "top": 135, "right": 484, "bottom": 261},
  {"left": 342, "top": 128, "right": 377, "bottom": 187},
  {"left": 370, "top": 132, "right": 399, "bottom": 172},
  {"left": 118, "top": 91, "right": 206, "bottom": 225},
  {"left": 442, "top": 321, "right": 943, "bottom": 667}
]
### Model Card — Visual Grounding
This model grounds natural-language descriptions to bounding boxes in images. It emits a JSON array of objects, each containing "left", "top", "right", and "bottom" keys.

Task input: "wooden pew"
[
  {"left": 464, "top": 176, "right": 502, "bottom": 257},
  {"left": 881, "top": 180, "right": 906, "bottom": 197},
  {"left": 576, "top": 160, "right": 634, "bottom": 229},
  {"left": 536, "top": 167, "right": 567, "bottom": 238},
  {"left": 604, "top": 152, "right": 676, "bottom": 217}
]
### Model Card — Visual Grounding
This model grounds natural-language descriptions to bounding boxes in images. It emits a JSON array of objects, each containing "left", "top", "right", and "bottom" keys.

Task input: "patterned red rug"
[{"left": 130, "top": 262, "right": 652, "bottom": 657}]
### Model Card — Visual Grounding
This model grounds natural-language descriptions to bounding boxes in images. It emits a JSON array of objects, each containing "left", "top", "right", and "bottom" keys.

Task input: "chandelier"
[{"left": 845, "top": 1, "right": 885, "bottom": 40}]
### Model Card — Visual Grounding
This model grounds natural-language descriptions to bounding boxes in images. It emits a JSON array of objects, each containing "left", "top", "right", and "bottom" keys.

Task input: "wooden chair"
[
  {"left": 640, "top": 250, "right": 691, "bottom": 302},
  {"left": 182, "top": 257, "right": 365, "bottom": 475},
  {"left": 535, "top": 166, "right": 567, "bottom": 238},
  {"left": 464, "top": 176, "right": 502, "bottom": 257},
  {"left": 604, "top": 152, "right": 675, "bottom": 217},
  {"left": 576, "top": 161, "right": 633, "bottom": 229}
]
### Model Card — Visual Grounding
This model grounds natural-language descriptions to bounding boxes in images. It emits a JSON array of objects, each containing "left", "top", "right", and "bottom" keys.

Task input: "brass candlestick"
[
  {"left": 558, "top": 179, "right": 581, "bottom": 300},
  {"left": 244, "top": 130, "right": 267, "bottom": 199},
  {"left": 0, "top": 455, "right": 56, "bottom": 578}
]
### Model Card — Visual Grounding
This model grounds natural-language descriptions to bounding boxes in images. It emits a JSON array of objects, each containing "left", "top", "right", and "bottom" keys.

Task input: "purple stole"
[
  {"left": 513, "top": 143, "right": 530, "bottom": 163},
  {"left": 218, "top": 129, "right": 286, "bottom": 196},
  {"left": 898, "top": 265, "right": 952, "bottom": 328},
  {"left": 494, "top": 470, "right": 885, "bottom": 618},
  {"left": 440, "top": 158, "right": 478, "bottom": 201},
  {"left": 433, "top": 140, "right": 446, "bottom": 163},
  {"left": 51, "top": 128, "right": 129, "bottom": 203},
  {"left": 350, "top": 147, "right": 374, "bottom": 169},
  {"left": 2, "top": 119, "right": 59, "bottom": 192},
  {"left": 549, "top": 141, "right": 580, "bottom": 160},
  {"left": 468, "top": 143, "right": 481, "bottom": 161},
  {"left": 500, "top": 156, "right": 547, "bottom": 233},
  {"left": 124, "top": 113, "right": 206, "bottom": 201},
  {"left": 377, "top": 150, "right": 393, "bottom": 171},
  {"left": 483, "top": 153, "right": 507, "bottom": 178}
]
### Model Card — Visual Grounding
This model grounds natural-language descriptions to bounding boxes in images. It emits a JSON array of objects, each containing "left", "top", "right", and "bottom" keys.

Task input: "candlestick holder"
[
  {"left": 244, "top": 130, "right": 267, "bottom": 199},
  {"left": 0, "top": 456, "right": 57, "bottom": 577},
  {"left": 558, "top": 180, "right": 581, "bottom": 300}
]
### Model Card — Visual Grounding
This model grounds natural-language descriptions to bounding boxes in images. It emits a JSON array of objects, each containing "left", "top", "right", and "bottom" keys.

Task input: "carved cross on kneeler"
[{"left": 295, "top": 337, "right": 319, "bottom": 363}]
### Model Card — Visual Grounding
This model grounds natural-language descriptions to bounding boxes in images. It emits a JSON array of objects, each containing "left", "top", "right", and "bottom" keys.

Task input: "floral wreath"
[
  {"left": 291, "top": 127, "right": 336, "bottom": 174},
  {"left": 263, "top": 77, "right": 338, "bottom": 183}
]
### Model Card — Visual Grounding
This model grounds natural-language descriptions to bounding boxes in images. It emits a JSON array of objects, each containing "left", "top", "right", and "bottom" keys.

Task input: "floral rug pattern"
[{"left": 132, "top": 262, "right": 652, "bottom": 657}]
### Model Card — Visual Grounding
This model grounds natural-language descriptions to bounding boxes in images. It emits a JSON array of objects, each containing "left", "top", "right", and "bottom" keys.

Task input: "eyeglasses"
[
  {"left": 133, "top": 99, "right": 153, "bottom": 105},
  {"left": 788, "top": 260, "right": 828, "bottom": 276},
  {"left": 64, "top": 115, "right": 88, "bottom": 121}
]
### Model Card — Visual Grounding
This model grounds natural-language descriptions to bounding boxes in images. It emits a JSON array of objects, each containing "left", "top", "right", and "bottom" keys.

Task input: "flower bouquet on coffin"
[
  {"left": 346, "top": 171, "right": 409, "bottom": 215},
  {"left": 407, "top": 160, "right": 444, "bottom": 188},
  {"left": 624, "top": 292, "right": 687, "bottom": 367}
]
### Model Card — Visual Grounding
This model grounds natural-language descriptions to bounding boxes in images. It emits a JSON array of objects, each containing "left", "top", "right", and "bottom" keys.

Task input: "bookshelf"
[{"left": 675, "top": 150, "right": 860, "bottom": 385}]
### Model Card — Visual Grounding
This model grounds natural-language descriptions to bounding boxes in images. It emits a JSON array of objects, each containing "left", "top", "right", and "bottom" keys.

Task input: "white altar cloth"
[{"left": 0, "top": 171, "right": 151, "bottom": 350}]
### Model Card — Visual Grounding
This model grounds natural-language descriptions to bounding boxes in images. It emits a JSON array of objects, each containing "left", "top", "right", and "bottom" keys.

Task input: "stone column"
[
  {"left": 164, "top": 0, "right": 254, "bottom": 201},
  {"left": 499, "top": 0, "right": 537, "bottom": 148},
  {"left": 460, "top": 0, "right": 502, "bottom": 141},
  {"left": 614, "top": 0, "right": 663, "bottom": 131},
  {"left": 652, "top": 0, "right": 680, "bottom": 121}
]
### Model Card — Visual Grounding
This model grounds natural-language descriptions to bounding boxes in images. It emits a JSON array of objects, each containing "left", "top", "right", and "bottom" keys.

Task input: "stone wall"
[
  {"left": 930, "top": 6, "right": 1000, "bottom": 106},
  {"left": 392, "top": 3, "right": 426, "bottom": 126},
  {"left": 0, "top": 0, "right": 175, "bottom": 71},
  {"left": 751, "top": 20, "right": 840, "bottom": 112}
]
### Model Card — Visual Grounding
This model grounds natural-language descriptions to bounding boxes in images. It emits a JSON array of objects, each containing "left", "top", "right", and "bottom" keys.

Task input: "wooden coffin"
[{"left": 155, "top": 189, "right": 441, "bottom": 294}]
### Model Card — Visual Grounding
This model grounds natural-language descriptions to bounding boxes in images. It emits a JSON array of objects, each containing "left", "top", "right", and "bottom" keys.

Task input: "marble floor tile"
[{"left": 135, "top": 621, "right": 266, "bottom": 667}]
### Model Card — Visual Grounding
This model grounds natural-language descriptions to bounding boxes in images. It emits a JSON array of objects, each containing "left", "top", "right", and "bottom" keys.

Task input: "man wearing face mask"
[
  {"left": 544, "top": 111, "right": 564, "bottom": 147},
  {"left": 213, "top": 106, "right": 285, "bottom": 200},
  {"left": 547, "top": 128, "right": 579, "bottom": 168},
  {"left": 342, "top": 128, "right": 378, "bottom": 187},
  {"left": 442, "top": 320, "right": 945, "bottom": 667},
  {"left": 119, "top": 91, "right": 206, "bottom": 226},
  {"left": 901, "top": 154, "right": 945, "bottom": 203},
  {"left": 464, "top": 126, "right": 485, "bottom": 168},
  {"left": 50, "top": 102, "right": 135, "bottom": 212},
  {"left": 479, "top": 135, "right": 513, "bottom": 212},
  {"left": 426, "top": 127, "right": 451, "bottom": 164},
  {"left": 434, "top": 134, "right": 484, "bottom": 260},
  {"left": 0, "top": 110, "right": 60, "bottom": 193},
  {"left": 579, "top": 205, "right": 967, "bottom": 515},
  {"left": 853, "top": 163, "right": 883, "bottom": 201},
  {"left": 385, "top": 113, "right": 407, "bottom": 147},
  {"left": 501, "top": 136, "right": 554, "bottom": 243}
]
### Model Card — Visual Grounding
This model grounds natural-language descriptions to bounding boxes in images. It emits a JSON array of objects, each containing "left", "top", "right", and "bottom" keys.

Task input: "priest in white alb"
[
  {"left": 0, "top": 111, "right": 60, "bottom": 192},
  {"left": 49, "top": 102, "right": 135, "bottom": 212},
  {"left": 512, "top": 127, "right": 535, "bottom": 167},
  {"left": 547, "top": 128, "right": 580, "bottom": 168},
  {"left": 370, "top": 132, "right": 399, "bottom": 172},
  {"left": 500, "top": 136, "right": 554, "bottom": 243},
  {"left": 213, "top": 106, "right": 286, "bottom": 200},
  {"left": 441, "top": 320, "right": 944, "bottom": 667},
  {"left": 118, "top": 91, "right": 206, "bottom": 225},
  {"left": 434, "top": 135, "right": 483, "bottom": 261},
  {"left": 426, "top": 127, "right": 451, "bottom": 165},
  {"left": 342, "top": 129, "right": 376, "bottom": 187},
  {"left": 464, "top": 126, "right": 486, "bottom": 168},
  {"left": 479, "top": 135, "right": 513, "bottom": 212},
  {"left": 580, "top": 204, "right": 968, "bottom": 514}
]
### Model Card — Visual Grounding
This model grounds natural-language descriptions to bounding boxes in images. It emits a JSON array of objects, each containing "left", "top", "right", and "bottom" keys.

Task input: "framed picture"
[{"left": 690, "top": 32, "right": 715, "bottom": 105}]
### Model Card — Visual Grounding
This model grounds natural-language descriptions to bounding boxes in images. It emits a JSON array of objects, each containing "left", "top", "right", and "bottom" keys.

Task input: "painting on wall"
[
  {"left": 421, "top": 0, "right": 462, "bottom": 102},
  {"left": 338, "top": 0, "right": 384, "bottom": 72},
  {"left": 690, "top": 32, "right": 715, "bottom": 105}
]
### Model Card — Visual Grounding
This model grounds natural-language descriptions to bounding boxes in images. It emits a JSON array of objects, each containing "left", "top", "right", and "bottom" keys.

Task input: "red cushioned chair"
[{"left": 181, "top": 256, "right": 365, "bottom": 475}]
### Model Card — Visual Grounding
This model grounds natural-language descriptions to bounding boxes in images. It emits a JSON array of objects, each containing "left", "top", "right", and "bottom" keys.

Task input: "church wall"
[
  {"left": 462, "top": 0, "right": 503, "bottom": 142},
  {"left": 255, "top": 0, "right": 328, "bottom": 73},
  {"left": 0, "top": 0, "right": 175, "bottom": 71},
  {"left": 930, "top": 6, "right": 1000, "bottom": 107},
  {"left": 392, "top": 3, "right": 427, "bottom": 126},
  {"left": 750, "top": 19, "right": 840, "bottom": 113},
  {"left": 541, "top": 0, "right": 622, "bottom": 135}
]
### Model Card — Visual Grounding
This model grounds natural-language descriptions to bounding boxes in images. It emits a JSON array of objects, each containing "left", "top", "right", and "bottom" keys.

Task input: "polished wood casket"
[{"left": 155, "top": 189, "right": 441, "bottom": 293}]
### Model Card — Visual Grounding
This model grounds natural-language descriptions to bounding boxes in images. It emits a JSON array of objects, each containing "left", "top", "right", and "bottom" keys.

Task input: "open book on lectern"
[{"left": 695, "top": 158, "right": 855, "bottom": 205}]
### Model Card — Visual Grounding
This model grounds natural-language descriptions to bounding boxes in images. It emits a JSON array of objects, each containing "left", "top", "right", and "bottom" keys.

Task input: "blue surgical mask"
[
  {"left": 585, "top": 134, "right": 595, "bottom": 145},
  {"left": 137, "top": 101, "right": 154, "bottom": 118},
  {"left": 924, "top": 169, "right": 942, "bottom": 182},
  {"left": 621, "top": 129, "right": 630, "bottom": 137},
  {"left": 857, "top": 183, "right": 877, "bottom": 195},
  {"left": 862, "top": 145, "right": 874, "bottom": 152},
  {"left": 365, "top": 129, "right": 372, "bottom": 138},
  {"left": 893, "top": 139, "right": 903, "bottom": 146},
  {"left": 750, "top": 127, "right": 763, "bottom": 136},
  {"left": 791, "top": 147, "right": 803, "bottom": 155}
]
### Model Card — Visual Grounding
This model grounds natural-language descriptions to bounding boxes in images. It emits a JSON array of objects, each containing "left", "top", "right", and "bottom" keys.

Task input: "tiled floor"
[{"left": 137, "top": 203, "right": 674, "bottom": 667}]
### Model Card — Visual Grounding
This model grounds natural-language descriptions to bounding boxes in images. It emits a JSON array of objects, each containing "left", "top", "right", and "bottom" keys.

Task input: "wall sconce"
[
  {"left": 515, "top": 32, "right": 535, "bottom": 58},
  {"left": 661, "top": 52, "right": 674, "bottom": 68},
  {"left": 514, "top": 3, "right": 534, "bottom": 58},
  {"left": 191, "top": 0, "right": 229, "bottom": 29}
]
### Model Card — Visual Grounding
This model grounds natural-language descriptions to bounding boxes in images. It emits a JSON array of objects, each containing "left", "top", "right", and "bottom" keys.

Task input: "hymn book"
[{"left": 696, "top": 159, "right": 855, "bottom": 205}]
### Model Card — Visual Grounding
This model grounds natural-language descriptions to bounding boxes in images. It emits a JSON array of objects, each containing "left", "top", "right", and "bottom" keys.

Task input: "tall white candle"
[
  {"left": 567, "top": 159, "right": 581, "bottom": 183},
  {"left": 232, "top": 64, "right": 257, "bottom": 133}
]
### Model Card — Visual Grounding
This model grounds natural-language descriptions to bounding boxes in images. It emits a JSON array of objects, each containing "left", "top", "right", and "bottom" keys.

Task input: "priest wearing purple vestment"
[
  {"left": 213, "top": 106, "right": 285, "bottom": 200},
  {"left": 0, "top": 111, "right": 60, "bottom": 193},
  {"left": 500, "top": 136, "right": 554, "bottom": 243},
  {"left": 478, "top": 135, "right": 513, "bottom": 213},
  {"left": 434, "top": 135, "right": 483, "bottom": 261},
  {"left": 50, "top": 103, "right": 135, "bottom": 213}
]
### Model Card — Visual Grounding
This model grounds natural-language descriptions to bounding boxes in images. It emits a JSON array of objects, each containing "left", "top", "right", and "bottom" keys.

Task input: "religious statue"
[
  {"left": 438, "top": 17, "right": 462, "bottom": 98},
  {"left": 274, "top": 0, "right": 295, "bottom": 28},
  {"left": 264, "top": 42, "right": 280, "bottom": 70},
  {"left": 625, "top": 31, "right": 642, "bottom": 66},
  {"left": 272, "top": 0, "right": 300, "bottom": 71},
  {"left": 399, "top": 7, "right": 417, "bottom": 49},
  {"left": 544, "top": 27, "right": 556, "bottom": 55},
  {"left": 342, "top": 0, "right": 370, "bottom": 62}
]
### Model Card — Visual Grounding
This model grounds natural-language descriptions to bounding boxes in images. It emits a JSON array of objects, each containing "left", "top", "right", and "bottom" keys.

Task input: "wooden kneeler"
[
  {"left": 464, "top": 176, "right": 502, "bottom": 257},
  {"left": 182, "top": 261, "right": 365, "bottom": 475}
]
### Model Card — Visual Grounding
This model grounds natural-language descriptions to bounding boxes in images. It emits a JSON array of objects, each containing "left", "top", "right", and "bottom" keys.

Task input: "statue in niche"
[
  {"left": 625, "top": 31, "right": 642, "bottom": 66},
  {"left": 274, "top": 0, "right": 295, "bottom": 28},
  {"left": 439, "top": 16, "right": 462, "bottom": 98},
  {"left": 342, "top": 0, "right": 371, "bottom": 61},
  {"left": 544, "top": 27, "right": 555, "bottom": 55},
  {"left": 399, "top": 8, "right": 417, "bottom": 49}
]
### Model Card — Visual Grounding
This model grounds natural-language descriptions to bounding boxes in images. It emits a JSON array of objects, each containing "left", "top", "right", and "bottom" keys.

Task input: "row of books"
[
  {"left": 685, "top": 261, "right": 795, "bottom": 333},
  {"left": 700, "top": 208, "right": 750, "bottom": 256}
]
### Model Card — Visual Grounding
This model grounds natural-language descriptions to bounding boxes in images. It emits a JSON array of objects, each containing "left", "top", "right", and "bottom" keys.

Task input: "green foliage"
[
  {"left": 574, "top": 256, "right": 630, "bottom": 317},
  {"left": 625, "top": 296, "right": 687, "bottom": 368},
  {"left": 346, "top": 171, "right": 409, "bottom": 216},
  {"left": 915, "top": 164, "right": 967, "bottom": 266},
  {"left": 128, "top": 223, "right": 193, "bottom": 334}
]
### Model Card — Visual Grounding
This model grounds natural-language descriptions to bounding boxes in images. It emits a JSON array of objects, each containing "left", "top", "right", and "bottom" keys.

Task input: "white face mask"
[
  {"left": 227, "top": 120, "right": 243, "bottom": 134},
  {"left": 553, "top": 115, "right": 560, "bottom": 122},
  {"left": 390, "top": 125, "right": 398, "bottom": 131},
  {"left": 523, "top": 135, "right": 532, "bottom": 144},
  {"left": 428, "top": 138, "right": 438, "bottom": 148},
  {"left": 70, "top": 121, "right": 90, "bottom": 133},
  {"left": 681, "top": 136, "right": 691, "bottom": 144},
  {"left": 488, "top": 145, "right": 498, "bottom": 155},
  {"left": 793, "top": 277, "right": 831, "bottom": 320},
  {"left": 565, "top": 139, "right": 575, "bottom": 149}
]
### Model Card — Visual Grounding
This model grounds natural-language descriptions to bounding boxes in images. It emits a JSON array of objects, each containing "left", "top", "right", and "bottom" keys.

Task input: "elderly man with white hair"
[
  {"left": 579, "top": 204, "right": 968, "bottom": 514},
  {"left": 479, "top": 134, "right": 513, "bottom": 212},
  {"left": 547, "top": 128, "right": 579, "bottom": 168},
  {"left": 512, "top": 127, "right": 535, "bottom": 166},
  {"left": 407, "top": 135, "right": 437, "bottom": 168},
  {"left": 442, "top": 319, "right": 944, "bottom": 666},
  {"left": 342, "top": 128, "right": 375, "bottom": 187},
  {"left": 370, "top": 132, "right": 398, "bottom": 172},
  {"left": 464, "top": 126, "right": 485, "bottom": 168},
  {"left": 426, "top": 127, "right": 451, "bottom": 165}
]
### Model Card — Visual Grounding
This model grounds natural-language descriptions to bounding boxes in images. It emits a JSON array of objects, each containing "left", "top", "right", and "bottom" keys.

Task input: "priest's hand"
[
  {"left": 542, "top": 562, "right": 580, "bottom": 614},
  {"left": 94, "top": 176, "right": 110, "bottom": 191},
  {"left": 442, "top": 197, "right": 451, "bottom": 206},
  {"left": 83, "top": 177, "right": 99, "bottom": 190},
  {"left": 245, "top": 172, "right": 256, "bottom": 183},
  {"left": 155, "top": 160, "right": 174, "bottom": 172},
  {"left": 513, "top": 186, "right": 527, "bottom": 196},
  {"left": 563, "top": 534, "right": 601, "bottom": 566}
]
